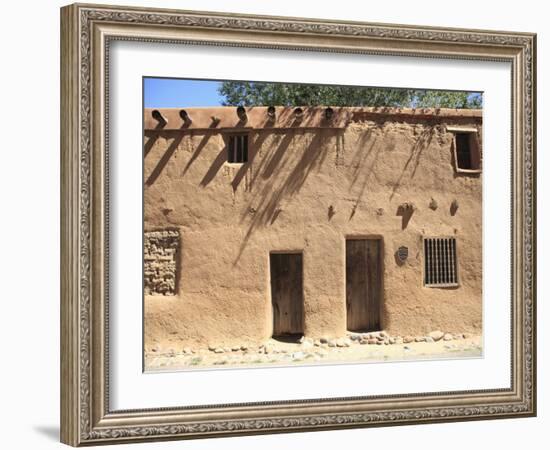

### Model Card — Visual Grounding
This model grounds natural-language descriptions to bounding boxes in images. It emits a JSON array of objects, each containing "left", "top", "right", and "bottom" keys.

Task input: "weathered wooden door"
[
  {"left": 270, "top": 253, "right": 304, "bottom": 336},
  {"left": 346, "top": 239, "right": 382, "bottom": 331}
]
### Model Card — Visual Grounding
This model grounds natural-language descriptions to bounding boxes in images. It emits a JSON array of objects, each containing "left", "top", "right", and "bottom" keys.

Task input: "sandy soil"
[{"left": 144, "top": 334, "right": 482, "bottom": 372}]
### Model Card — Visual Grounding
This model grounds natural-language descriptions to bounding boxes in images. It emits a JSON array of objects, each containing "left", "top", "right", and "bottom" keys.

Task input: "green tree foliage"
[
  {"left": 413, "top": 90, "right": 482, "bottom": 109},
  {"left": 218, "top": 81, "right": 482, "bottom": 109}
]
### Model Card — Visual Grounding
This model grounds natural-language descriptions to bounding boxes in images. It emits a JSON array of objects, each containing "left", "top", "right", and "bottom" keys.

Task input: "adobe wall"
[{"left": 143, "top": 107, "right": 482, "bottom": 350}]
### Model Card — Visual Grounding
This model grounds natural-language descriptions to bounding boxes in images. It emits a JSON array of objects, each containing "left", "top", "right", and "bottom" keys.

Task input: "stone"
[
  {"left": 379, "top": 331, "right": 388, "bottom": 338},
  {"left": 292, "top": 352, "right": 305, "bottom": 360},
  {"left": 376, "top": 340, "right": 383, "bottom": 345},
  {"left": 368, "top": 339, "right": 378, "bottom": 345},
  {"left": 425, "top": 336, "right": 434, "bottom": 343},
  {"left": 214, "top": 348, "right": 224, "bottom": 354},
  {"left": 328, "top": 340, "right": 337, "bottom": 348},
  {"left": 240, "top": 345, "right": 248, "bottom": 351},
  {"left": 415, "top": 336, "right": 426, "bottom": 342},
  {"left": 403, "top": 336, "right": 414, "bottom": 344},
  {"left": 144, "top": 230, "right": 179, "bottom": 296},
  {"left": 389, "top": 337, "right": 396, "bottom": 344},
  {"left": 395, "top": 337, "right": 404, "bottom": 344},
  {"left": 429, "top": 330, "right": 445, "bottom": 341},
  {"left": 232, "top": 346, "right": 240, "bottom": 351},
  {"left": 336, "top": 338, "right": 349, "bottom": 347},
  {"left": 320, "top": 337, "right": 329, "bottom": 344},
  {"left": 443, "top": 333, "right": 453, "bottom": 341}
]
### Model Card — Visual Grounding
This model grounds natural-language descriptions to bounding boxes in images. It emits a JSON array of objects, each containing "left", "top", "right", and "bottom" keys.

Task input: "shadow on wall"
[
  {"left": 229, "top": 123, "right": 438, "bottom": 263},
  {"left": 182, "top": 132, "right": 216, "bottom": 176},
  {"left": 388, "top": 125, "right": 436, "bottom": 200},
  {"left": 145, "top": 134, "right": 184, "bottom": 186},
  {"left": 346, "top": 124, "right": 436, "bottom": 220},
  {"left": 347, "top": 128, "right": 380, "bottom": 219},
  {"left": 144, "top": 130, "right": 219, "bottom": 186},
  {"left": 33, "top": 425, "right": 59, "bottom": 442},
  {"left": 234, "top": 129, "right": 332, "bottom": 264},
  {"left": 200, "top": 147, "right": 227, "bottom": 187},
  {"left": 143, "top": 117, "right": 172, "bottom": 158},
  {"left": 232, "top": 131, "right": 269, "bottom": 192},
  {"left": 144, "top": 132, "right": 159, "bottom": 157},
  {"left": 396, "top": 203, "right": 415, "bottom": 230},
  {"left": 144, "top": 131, "right": 186, "bottom": 186},
  {"left": 144, "top": 119, "right": 442, "bottom": 266}
]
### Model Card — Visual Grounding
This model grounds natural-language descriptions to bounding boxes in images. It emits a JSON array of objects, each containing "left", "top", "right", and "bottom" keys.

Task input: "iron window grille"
[
  {"left": 423, "top": 237, "right": 459, "bottom": 287},
  {"left": 227, "top": 134, "right": 249, "bottom": 163}
]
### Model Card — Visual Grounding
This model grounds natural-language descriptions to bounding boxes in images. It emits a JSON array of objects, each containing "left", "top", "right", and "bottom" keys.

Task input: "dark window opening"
[
  {"left": 423, "top": 237, "right": 458, "bottom": 287},
  {"left": 454, "top": 132, "right": 481, "bottom": 172},
  {"left": 227, "top": 134, "right": 248, "bottom": 163}
]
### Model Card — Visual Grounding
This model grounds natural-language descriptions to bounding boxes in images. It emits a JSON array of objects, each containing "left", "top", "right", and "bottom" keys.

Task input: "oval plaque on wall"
[{"left": 397, "top": 246, "right": 408, "bottom": 262}]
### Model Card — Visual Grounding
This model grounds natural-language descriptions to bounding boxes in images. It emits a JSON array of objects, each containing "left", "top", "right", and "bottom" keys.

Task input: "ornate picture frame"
[{"left": 60, "top": 3, "right": 536, "bottom": 446}]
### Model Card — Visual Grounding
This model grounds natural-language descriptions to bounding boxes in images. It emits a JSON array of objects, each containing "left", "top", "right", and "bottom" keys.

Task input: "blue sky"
[
  {"left": 144, "top": 78, "right": 224, "bottom": 108},
  {"left": 144, "top": 77, "right": 482, "bottom": 108}
]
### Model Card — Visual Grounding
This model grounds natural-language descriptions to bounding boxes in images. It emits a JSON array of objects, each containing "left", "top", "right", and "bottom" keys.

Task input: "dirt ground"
[{"left": 144, "top": 332, "right": 482, "bottom": 372}]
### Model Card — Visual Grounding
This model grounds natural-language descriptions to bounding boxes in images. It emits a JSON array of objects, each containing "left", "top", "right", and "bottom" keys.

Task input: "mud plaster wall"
[{"left": 143, "top": 114, "right": 482, "bottom": 349}]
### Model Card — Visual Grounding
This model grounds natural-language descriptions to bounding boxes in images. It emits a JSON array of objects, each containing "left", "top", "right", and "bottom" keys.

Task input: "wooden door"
[
  {"left": 346, "top": 239, "right": 382, "bottom": 331},
  {"left": 270, "top": 253, "right": 304, "bottom": 336}
]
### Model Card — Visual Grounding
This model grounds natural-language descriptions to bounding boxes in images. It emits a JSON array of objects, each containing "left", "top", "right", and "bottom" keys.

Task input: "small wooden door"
[
  {"left": 270, "top": 253, "right": 304, "bottom": 336},
  {"left": 346, "top": 239, "right": 382, "bottom": 331}
]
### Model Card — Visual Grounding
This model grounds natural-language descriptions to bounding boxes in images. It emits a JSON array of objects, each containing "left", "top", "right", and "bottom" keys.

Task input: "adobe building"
[{"left": 143, "top": 105, "right": 482, "bottom": 351}]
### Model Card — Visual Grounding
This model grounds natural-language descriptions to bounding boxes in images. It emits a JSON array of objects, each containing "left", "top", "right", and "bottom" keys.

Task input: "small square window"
[
  {"left": 452, "top": 131, "right": 481, "bottom": 173},
  {"left": 423, "top": 237, "right": 458, "bottom": 287},
  {"left": 227, "top": 134, "right": 248, "bottom": 163}
]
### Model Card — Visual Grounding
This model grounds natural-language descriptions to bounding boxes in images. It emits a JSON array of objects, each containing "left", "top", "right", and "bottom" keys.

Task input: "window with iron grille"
[
  {"left": 423, "top": 237, "right": 458, "bottom": 287},
  {"left": 227, "top": 134, "right": 248, "bottom": 163}
]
